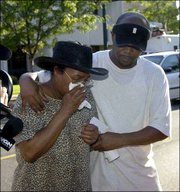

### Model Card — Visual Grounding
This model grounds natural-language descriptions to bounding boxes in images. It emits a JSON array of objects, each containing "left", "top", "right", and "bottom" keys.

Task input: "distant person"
[
  {"left": 19, "top": 12, "right": 171, "bottom": 191},
  {"left": 0, "top": 44, "right": 13, "bottom": 106},
  {"left": 0, "top": 85, "right": 8, "bottom": 105},
  {"left": 11, "top": 41, "right": 108, "bottom": 191}
]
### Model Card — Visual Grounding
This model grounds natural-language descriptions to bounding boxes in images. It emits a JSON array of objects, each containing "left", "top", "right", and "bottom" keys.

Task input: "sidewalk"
[
  {"left": 8, "top": 94, "right": 18, "bottom": 109},
  {"left": 11, "top": 94, "right": 18, "bottom": 101}
]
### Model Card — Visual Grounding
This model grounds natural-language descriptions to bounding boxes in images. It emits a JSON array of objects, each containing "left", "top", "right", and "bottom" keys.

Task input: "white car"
[{"left": 141, "top": 51, "right": 180, "bottom": 100}]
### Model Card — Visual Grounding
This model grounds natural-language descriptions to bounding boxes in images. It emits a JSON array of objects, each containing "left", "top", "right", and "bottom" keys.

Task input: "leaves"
[
  {"left": 126, "top": 0, "right": 179, "bottom": 34},
  {"left": 1, "top": 0, "right": 110, "bottom": 71}
]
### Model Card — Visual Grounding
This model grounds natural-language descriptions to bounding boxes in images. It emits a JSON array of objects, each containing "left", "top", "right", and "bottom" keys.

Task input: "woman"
[{"left": 11, "top": 41, "right": 108, "bottom": 191}]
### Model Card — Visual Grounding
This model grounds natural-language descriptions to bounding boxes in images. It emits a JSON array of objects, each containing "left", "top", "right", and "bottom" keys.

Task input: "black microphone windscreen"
[
  {"left": 0, "top": 102, "right": 12, "bottom": 120},
  {"left": 0, "top": 44, "right": 12, "bottom": 60},
  {"left": 2, "top": 117, "right": 23, "bottom": 138}
]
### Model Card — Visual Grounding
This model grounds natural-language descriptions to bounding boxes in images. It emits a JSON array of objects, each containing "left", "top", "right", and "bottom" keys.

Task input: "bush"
[
  {"left": 13, "top": 84, "right": 20, "bottom": 95},
  {"left": 11, "top": 75, "right": 19, "bottom": 85}
]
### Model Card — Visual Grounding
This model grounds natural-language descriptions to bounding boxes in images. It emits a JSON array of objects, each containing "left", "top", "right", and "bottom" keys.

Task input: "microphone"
[
  {"left": 0, "top": 102, "right": 12, "bottom": 120},
  {"left": 0, "top": 117, "right": 23, "bottom": 151},
  {"left": 0, "top": 44, "right": 12, "bottom": 60}
]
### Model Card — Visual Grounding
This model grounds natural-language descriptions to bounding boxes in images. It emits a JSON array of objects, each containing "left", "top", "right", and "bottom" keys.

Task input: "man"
[
  {"left": 19, "top": 12, "right": 171, "bottom": 191},
  {"left": 86, "top": 12, "right": 171, "bottom": 191}
]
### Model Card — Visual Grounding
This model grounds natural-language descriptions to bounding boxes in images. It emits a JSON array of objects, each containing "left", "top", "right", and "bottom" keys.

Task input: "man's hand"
[
  {"left": 20, "top": 78, "right": 48, "bottom": 113},
  {"left": 90, "top": 132, "right": 123, "bottom": 151}
]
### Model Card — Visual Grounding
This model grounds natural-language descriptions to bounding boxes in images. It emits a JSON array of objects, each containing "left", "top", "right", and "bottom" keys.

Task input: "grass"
[{"left": 13, "top": 84, "right": 20, "bottom": 95}]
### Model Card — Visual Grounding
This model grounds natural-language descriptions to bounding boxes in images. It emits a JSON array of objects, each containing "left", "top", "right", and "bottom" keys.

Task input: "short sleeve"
[
  {"left": 148, "top": 67, "right": 171, "bottom": 137},
  {"left": 37, "top": 70, "right": 51, "bottom": 83},
  {"left": 12, "top": 95, "right": 46, "bottom": 144}
]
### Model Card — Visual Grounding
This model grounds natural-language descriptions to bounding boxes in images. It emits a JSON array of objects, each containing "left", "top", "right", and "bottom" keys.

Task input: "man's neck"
[{"left": 109, "top": 50, "right": 137, "bottom": 69}]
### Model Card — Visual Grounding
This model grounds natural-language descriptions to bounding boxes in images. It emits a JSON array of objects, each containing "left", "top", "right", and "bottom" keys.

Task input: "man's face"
[{"left": 111, "top": 33, "right": 142, "bottom": 69}]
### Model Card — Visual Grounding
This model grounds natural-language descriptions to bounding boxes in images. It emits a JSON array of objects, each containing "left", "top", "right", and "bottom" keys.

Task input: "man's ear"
[{"left": 111, "top": 32, "right": 116, "bottom": 44}]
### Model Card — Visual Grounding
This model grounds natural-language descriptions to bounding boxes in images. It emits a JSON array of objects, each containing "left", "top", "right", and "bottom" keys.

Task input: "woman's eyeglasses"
[{"left": 64, "top": 71, "right": 94, "bottom": 88}]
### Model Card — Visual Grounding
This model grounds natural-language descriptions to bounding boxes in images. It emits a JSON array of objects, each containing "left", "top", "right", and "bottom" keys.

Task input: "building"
[{"left": 41, "top": 1, "right": 125, "bottom": 58}]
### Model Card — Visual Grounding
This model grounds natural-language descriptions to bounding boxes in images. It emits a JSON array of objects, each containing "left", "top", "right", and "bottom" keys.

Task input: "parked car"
[{"left": 140, "top": 51, "right": 180, "bottom": 100}]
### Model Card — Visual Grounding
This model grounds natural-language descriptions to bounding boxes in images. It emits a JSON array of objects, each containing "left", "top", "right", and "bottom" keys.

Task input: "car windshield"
[{"left": 144, "top": 56, "right": 164, "bottom": 65}]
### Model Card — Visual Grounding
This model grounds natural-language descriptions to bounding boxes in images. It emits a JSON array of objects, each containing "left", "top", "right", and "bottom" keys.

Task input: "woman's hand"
[
  {"left": 80, "top": 123, "right": 99, "bottom": 145},
  {"left": 61, "top": 85, "right": 86, "bottom": 115},
  {"left": 20, "top": 77, "right": 48, "bottom": 113}
]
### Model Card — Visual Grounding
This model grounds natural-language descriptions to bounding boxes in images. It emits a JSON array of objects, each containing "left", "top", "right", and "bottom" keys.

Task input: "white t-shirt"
[
  {"left": 37, "top": 70, "right": 51, "bottom": 83},
  {"left": 90, "top": 50, "right": 171, "bottom": 191}
]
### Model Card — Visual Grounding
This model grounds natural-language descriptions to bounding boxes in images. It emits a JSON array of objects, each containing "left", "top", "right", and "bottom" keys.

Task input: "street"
[{"left": 1, "top": 101, "right": 179, "bottom": 191}]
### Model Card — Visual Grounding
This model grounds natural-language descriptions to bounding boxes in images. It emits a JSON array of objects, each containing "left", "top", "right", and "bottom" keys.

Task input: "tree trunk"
[{"left": 26, "top": 54, "right": 33, "bottom": 72}]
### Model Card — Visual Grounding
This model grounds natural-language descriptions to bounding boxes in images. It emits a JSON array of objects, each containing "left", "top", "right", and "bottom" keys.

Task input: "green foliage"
[
  {"left": 11, "top": 75, "right": 19, "bottom": 85},
  {"left": 1, "top": 0, "right": 110, "bottom": 71},
  {"left": 13, "top": 84, "right": 20, "bottom": 95},
  {"left": 125, "top": 0, "right": 179, "bottom": 34}
]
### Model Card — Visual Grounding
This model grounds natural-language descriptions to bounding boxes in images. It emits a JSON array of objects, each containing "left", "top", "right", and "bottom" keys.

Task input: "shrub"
[{"left": 11, "top": 75, "right": 19, "bottom": 85}]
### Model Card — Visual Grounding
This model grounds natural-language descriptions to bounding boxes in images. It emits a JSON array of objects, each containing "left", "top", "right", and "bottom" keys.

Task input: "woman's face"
[{"left": 54, "top": 67, "right": 90, "bottom": 96}]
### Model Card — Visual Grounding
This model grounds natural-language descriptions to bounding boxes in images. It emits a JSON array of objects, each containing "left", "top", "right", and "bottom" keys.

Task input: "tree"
[
  {"left": 0, "top": 0, "right": 110, "bottom": 72},
  {"left": 125, "top": 0, "right": 179, "bottom": 34}
]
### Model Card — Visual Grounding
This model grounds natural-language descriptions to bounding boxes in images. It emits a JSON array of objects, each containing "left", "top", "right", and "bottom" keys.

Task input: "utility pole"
[{"left": 102, "top": 4, "right": 108, "bottom": 50}]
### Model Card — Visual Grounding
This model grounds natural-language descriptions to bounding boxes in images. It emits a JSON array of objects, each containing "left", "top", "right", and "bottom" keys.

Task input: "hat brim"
[{"left": 34, "top": 56, "right": 108, "bottom": 76}]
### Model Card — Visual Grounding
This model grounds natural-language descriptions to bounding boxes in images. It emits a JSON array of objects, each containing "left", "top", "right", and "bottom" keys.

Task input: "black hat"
[
  {"left": 0, "top": 70, "right": 13, "bottom": 102},
  {"left": 34, "top": 41, "right": 108, "bottom": 76},
  {"left": 0, "top": 44, "right": 12, "bottom": 60},
  {"left": 112, "top": 23, "right": 150, "bottom": 51}
]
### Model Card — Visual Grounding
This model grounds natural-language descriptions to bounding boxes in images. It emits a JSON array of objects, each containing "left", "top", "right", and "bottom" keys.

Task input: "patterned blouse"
[{"left": 11, "top": 90, "right": 97, "bottom": 191}]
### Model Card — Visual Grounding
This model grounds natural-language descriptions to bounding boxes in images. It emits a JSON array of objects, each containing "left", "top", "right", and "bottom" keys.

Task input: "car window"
[
  {"left": 162, "top": 54, "right": 179, "bottom": 73},
  {"left": 144, "top": 56, "right": 163, "bottom": 65}
]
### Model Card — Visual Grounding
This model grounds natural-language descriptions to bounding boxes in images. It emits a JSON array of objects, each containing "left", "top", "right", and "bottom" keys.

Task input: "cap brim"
[
  {"left": 34, "top": 57, "right": 108, "bottom": 76},
  {"left": 113, "top": 24, "right": 149, "bottom": 51},
  {"left": 115, "top": 43, "right": 144, "bottom": 51}
]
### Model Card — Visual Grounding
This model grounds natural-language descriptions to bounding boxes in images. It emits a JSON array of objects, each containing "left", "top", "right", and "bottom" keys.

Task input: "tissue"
[
  {"left": 69, "top": 82, "right": 91, "bottom": 110},
  {"left": 90, "top": 117, "right": 120, "bottom": 162}
]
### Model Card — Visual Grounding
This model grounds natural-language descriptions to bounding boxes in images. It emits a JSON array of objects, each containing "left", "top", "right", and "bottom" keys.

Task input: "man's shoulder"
[
  {"left": 92, "top": 50, "right": 110, "bottom": 68},
  {"left": 138, "top": 57, "right": 164, "bottom": 73},
  {"left": 93, "top": 50, "right": 109, "bottom": 57},
  {"left": 138, "top": 57, "right": 166, "bottom": 83},
  {"left": 37, "top": 70, "right": 51, "bottom": 83}
]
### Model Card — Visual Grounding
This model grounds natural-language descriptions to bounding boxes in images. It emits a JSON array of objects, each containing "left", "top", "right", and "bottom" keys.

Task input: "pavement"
[
  {"left": 8, "top": 94, "right": 18, "bottom": 108},
  {"left": 11, "top": 94, "right": 18, "bottom": 101}
]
